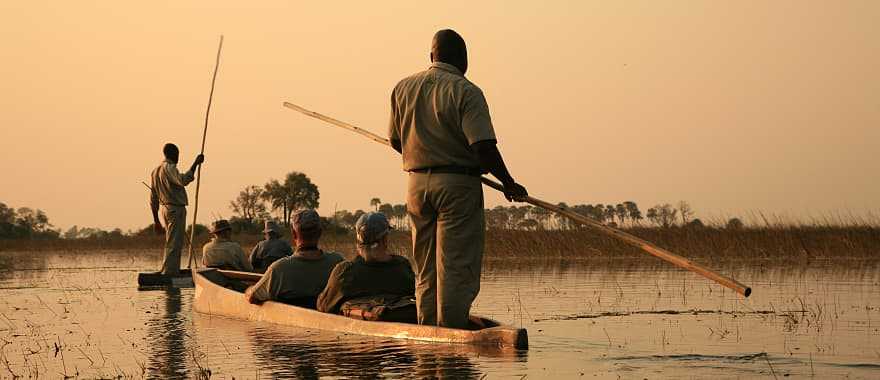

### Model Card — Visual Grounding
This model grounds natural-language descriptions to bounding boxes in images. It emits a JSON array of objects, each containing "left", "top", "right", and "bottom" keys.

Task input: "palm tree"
[{"left": 370, "top": 198, "right": 381, "bottom": 211}]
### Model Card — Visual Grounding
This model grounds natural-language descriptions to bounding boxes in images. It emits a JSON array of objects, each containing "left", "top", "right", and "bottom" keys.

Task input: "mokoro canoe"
[
  {"left": 137, "top": 269, "right": 194, "bottom": 289},
  {"left": 194, "top": 268, "right": 528, "bottom": 350}
]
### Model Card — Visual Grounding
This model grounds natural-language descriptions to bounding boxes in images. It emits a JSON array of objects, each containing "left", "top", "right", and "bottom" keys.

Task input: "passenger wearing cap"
[
  {"left": 201, "top": 220, "right": 253, "bottom": 272},
  {"left": 249, "top": 220, "right": 293, "bottom": 273},
  {"left": 316, "top": 212, "right": 416, "bottom": 321},
  {"left": 245, "top": 209, "right": 345, "bottom": 308}
]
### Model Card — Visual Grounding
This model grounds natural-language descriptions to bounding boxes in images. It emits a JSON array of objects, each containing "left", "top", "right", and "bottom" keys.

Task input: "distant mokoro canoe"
[
  {"left": 137, "top": 269, "right": 193, "bottom": 289},
  {"left": 194, "top": 268, "right": 528, "bottom": 350}
]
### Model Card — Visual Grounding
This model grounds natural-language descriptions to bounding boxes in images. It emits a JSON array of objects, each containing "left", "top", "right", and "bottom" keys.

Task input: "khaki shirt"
[
  {"left": 388, "top": 62, "right": 496, "bottom": 171},
  {"left": 246, "top": 250, "right": 345, "bottom": 304},
  {"left": 316, "top": 255, "right": 415, "bottom": 314},
  {"left": 150, "top": 160, "right": 195, "bottom": 207},
  {"left": 201, "top": 237, "right": 253, "bottom": 272}
]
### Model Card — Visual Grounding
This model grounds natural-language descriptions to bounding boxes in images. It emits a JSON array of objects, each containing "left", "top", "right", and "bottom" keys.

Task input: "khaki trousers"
[
  {"left": 407, "top": 172, "right": 484, "bottom": 328},
  {"left": 161, "top": 205, "right": 187, "bottom": 275}
]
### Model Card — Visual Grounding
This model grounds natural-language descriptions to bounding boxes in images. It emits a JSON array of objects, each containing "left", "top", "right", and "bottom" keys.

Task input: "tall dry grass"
[{"left": 2, "top": 224, "right": 877, "bottom": 268}]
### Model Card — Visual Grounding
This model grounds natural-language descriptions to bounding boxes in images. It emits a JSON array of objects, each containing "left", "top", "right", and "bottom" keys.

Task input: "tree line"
[
  {"left": 1, "top": 170, "right": 748, "bottom": 241},
  {"left": 0, "top": 202, "right": 58, "bottom": 239}
]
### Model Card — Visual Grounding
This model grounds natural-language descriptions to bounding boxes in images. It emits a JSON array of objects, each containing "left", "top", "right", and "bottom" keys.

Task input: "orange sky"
[{"left": 1, "top": 1, "right": 877, "bottom": 231}]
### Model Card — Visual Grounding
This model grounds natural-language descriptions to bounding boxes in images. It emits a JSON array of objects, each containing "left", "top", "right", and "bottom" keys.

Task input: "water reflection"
[
  {"left": 144, "top": 288, "right": 190, "bottom": 379},
  {"left": 247, "top": 325, "right": 503, "bottom": 379}
]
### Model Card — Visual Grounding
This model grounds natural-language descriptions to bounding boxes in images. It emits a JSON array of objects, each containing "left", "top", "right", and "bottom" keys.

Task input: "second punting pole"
[
  {"left": 187, "top": 35, "right": 224, "bottom": 270},
  {"left": 282, "top": 101, "right": 752, "bottom": 298}
]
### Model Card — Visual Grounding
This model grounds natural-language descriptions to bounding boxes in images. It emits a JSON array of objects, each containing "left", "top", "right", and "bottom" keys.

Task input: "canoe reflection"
[{"left": 247, "top": 324, "right": 525, "bottom": 379}]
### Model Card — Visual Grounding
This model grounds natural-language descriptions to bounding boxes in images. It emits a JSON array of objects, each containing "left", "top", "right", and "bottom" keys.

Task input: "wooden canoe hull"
[
  {"left": 137, "top": 269, "right": 194, "bottom": 289},
  {"left": 193, "top": 268, "right": 528, "bottom": 350}
]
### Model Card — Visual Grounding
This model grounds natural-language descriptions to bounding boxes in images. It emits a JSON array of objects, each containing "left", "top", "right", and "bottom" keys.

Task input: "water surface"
[{"left": 1, "top": 250, "right": 878, "bottom": 379}]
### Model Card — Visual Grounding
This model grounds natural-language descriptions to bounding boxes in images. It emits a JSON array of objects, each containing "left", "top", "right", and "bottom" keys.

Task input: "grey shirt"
[
  {"left": 247, "top": 250, "right": 345, "bottom": 304},
  {"left": 249, "top": 238, "right": 293, "bottom": 273}
]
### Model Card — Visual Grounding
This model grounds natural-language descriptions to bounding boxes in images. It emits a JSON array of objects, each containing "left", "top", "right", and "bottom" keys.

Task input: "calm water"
[{"left": 0, "top": 250, "right": 878, "bottom": 379}]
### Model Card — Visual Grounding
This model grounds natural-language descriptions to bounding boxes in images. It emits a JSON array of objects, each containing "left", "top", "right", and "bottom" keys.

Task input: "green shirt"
[
  {"left": 316, "top": 255, "right": 416, "bottom": 314},
  {"left": 248, "top": 250, "right": 345, "bottom": 304}
]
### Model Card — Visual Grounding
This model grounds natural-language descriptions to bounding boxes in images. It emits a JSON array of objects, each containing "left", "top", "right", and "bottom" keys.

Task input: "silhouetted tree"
[
  {"left": 726, "top": 217, "right": 744, "bottom": 230},
  {"left": 624, "top": 201, "right": 642, "bottom": 225},
  {"left": 230, "top": 185, "right": 268, "bottom": 222},
  {"left": 647, "top": 204, "right": 678, "bottom": 228},
  {"left": 615, "top": 203, "right": 628, "bottom": 226},
  {"left": 262, "top": 172, "right": 320, "bottom": 226},
  {"left": 677, "top": 201, "right": 694, "bottom": 225}
]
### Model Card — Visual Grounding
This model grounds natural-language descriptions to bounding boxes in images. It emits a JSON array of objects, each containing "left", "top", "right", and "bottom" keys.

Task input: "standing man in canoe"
[
  {"left": 388, "top": 29, "right": 528, "bottom": 328},
  {"left": 149, "top": 143, "right": 204, "bottom": 276}
]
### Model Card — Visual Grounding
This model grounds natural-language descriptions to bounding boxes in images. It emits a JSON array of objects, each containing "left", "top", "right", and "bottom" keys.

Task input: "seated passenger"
[
  {"left": 202, "top": 219, "right": 253, "bottom": 272},
  {"left": 249, "top": 220, "right": 293, "bottom": 273},
  {"left": 317, "top": 212, "right": 416, "bottom": 321},
  {"left": 245, "top": 209, "right": 344, "bottom": 308}
]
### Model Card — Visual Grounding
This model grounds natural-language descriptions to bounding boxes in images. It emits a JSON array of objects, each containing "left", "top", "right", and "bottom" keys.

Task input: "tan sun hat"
[{"left": 210, "top": 219, "right": 232, "bottom": 234}]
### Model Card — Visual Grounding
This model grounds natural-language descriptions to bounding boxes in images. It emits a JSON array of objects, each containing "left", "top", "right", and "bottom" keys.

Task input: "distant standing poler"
[
  {"left": 249, "top": 220, "right": 293, "bottom": 273},
  {"left": 149, "top": 143, "right": 204, "bottom": 276},
  {"left": 388, "top": 29, "right": 529, "bottom": 328}
]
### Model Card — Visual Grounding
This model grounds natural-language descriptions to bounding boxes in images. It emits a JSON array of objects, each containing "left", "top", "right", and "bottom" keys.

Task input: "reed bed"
[{"left": 2, "top": 225, "right": 877, "bottom": 267}]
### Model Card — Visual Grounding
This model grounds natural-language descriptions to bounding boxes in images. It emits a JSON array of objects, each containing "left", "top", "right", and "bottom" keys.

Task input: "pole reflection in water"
[{"left": 144, "top": 288, "right": 191, "bottom": 379}]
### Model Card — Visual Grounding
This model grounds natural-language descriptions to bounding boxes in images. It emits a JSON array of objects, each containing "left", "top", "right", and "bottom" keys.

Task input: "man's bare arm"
[{"left": 471, "top": 140, "right": 528, "bottom": 201}]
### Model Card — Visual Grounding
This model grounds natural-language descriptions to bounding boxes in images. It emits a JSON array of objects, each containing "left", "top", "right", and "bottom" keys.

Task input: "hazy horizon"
[{"left": 1, "top": 1, "right": 877, "bottom": 231}]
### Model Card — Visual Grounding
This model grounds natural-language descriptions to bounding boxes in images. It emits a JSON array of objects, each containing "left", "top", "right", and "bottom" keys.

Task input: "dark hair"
[
  {"left": 432, "top": 29, "right": 467, "bottom": 73},
  {"left": 163, "top": 143, "right": 179, "bottom": 158}
]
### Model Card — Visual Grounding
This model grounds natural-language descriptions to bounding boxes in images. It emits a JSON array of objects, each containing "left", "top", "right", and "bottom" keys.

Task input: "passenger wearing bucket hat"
[
  {"left": 249, "top": 220, "right": 293, "bottom": 273},
  {"left": 317, "top": 212, "right": 416, "bottom": 320},
  {"left": 245, "top": 209, "right": 345, "bottom": 307},
  {"left": 201, "top": 219, "right": 253, "bottom": 272}
]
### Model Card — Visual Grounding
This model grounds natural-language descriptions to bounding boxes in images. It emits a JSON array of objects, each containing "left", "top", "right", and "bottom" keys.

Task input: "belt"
[{"left": 409, "top": 166, "right": 483, "bottom": 177}]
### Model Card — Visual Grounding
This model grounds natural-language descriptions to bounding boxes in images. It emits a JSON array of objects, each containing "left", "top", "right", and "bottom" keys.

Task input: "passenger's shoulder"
[
  {"left": 223, "top": 240, "right": 244, "bottom": 250},
  {"left": 267, "top": 255, "right": 295, "bottom": 269},
  {"left": 390, "top": 255, "right": 411, "bottom": 266},
  {"left": 324, "top": 251, "right": 346, "bottom": 262}
]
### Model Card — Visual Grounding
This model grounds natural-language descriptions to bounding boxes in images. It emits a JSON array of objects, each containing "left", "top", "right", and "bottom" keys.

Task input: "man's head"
[
  {"left": 162, "top": 143, "right": 179, "bottom": 163},
  {"left": 356, "top": 212, "right": 392, "bottom": 261},
  {"left": 431, "top": 29, "right": 468, "bottom": 75},
  {"left": 262, "top": 220, "right": 282, "bottom": 239},
  {"left": 210, "top": 219, "right": 232, "bottom": 239},
  {"left": 290, "top": 209, "right": 322, "bottom": 248}
]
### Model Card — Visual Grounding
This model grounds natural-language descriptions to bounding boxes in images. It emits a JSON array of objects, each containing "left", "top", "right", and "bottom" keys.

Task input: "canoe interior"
[
  {"left": 195, "top": 268, "right": 528, "bottom": 350},
  {"left": 137, "top": 269, "right": 193, "bottom": 289}
]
